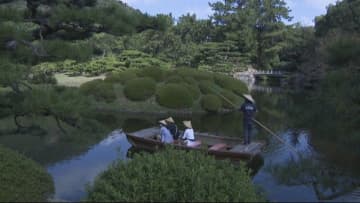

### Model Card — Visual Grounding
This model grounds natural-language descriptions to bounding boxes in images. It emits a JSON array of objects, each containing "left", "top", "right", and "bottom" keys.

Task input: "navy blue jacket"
[{"left": 240, "top": 101, "right": 257, "bottom": 122}]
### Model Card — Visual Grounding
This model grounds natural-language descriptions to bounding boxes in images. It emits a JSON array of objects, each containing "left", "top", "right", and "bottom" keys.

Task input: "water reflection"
[{"left": 47, "top": 130, "right": 131, "bottom": 201}]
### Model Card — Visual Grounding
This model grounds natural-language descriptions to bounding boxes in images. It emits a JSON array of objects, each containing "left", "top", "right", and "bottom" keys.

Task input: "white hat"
[
  {"left": 183, "top": 120, "right": 192, "bottom": 129},
  {"left": 158, "top": 120, "right": 167, "bottom": 125},
  {"left": 165, "top": 117, "right": 175, "bottom": 123},
  {"left": 242, "top": 94, "right": 255, "bottom": 103}
]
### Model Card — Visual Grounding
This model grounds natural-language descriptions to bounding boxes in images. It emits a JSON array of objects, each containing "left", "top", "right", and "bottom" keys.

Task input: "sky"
[{"left": 120, "top": 0, "right": 340, "bottom": 26}]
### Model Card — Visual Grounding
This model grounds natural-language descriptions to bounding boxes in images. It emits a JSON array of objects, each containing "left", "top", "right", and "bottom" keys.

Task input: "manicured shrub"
[
  {"left": 165, "top": 75, "right": 184, "bottom": 84},
  {"left": 104, "top": 70, "right": 137, "bottom": 84},
  {"left": 174, "top": 68, "right": 214, "bottom": 81},
  {"left": 183, "top": 76, "right": 197, "bottom": 85},
  {"left": 201, "top": 94, "right": 222, "bottom": 112},
  {"left": 156, "top": 84, "right": 194, "bottom": 109},
  {"left": 220, "top": 89, "right": 242, "bottom": 109},
  {"left": 29, "top": 72, "right": 57, "bottom": 84},
  {"left": 136, "top": 67, "right": 165, "bottom": 82},
  {"left": 0, "top": 145, "right": 54, "bottom": 202},
  {"left": 183, "top": 83, "right": 201, "bottom": 100},
  {"left": 198, "top": 80, "right": 218, "bottom": 95},
  {"left": 79, "top": 79, "right": 116, "bottom": 102},
  {"left": 124, "top": 77, "right": 156, "bottom": 101},
  {"left": 86, "top": 148, "right": 263, "bottom": 202},
  {"left": 214, "top": 74, "right": 248, "bottom": 95}
]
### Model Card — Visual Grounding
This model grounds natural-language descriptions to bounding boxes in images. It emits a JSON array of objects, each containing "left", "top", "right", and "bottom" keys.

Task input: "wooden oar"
[{"left": 209, "top": 87, "right": 299, "bottom": 154}]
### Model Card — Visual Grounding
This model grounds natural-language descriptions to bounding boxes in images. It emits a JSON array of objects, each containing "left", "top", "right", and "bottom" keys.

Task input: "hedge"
[
  {"left": 104, "top": 70, "right": 137, "bottom": 84},
  {"left": 86, "top": 148, "right": 263, "bottom": 202},
  {"left": 220, "top": 89, "right": 242, "bottom": 109},
  {"left": 201, "top": 94, "right": 222, "bottom": 112},
  {"left": 214, "top": 74, "right": 248, "bottom": 95},
  {"left": 198, "top": 80, "right": 218, "bottom": 95},
  {"left": 165, "top": 75, "right": 184, "bottom": 84},
  {"left": 156, "top": 84, "right": 194, "bottom": 109},
  {"left": 0, "top": 145, "right": 54, "bottom": 202},
  {"left": 124, "top": 77, "right": 156, "bottom": 101},
  {"left": 136, "top": 67, "right": 165, "bottom": 82},
  {"left": 174, "top": 68, "right": 214, "bottom": 81},
  {"left": 79, "top": 79, "right": 116, "bottom": 102}
]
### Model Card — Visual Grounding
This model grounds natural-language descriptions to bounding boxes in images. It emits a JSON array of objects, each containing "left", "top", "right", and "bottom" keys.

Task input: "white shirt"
[{"left": 182, "top": 128, "right": 195, "bottom": 141}]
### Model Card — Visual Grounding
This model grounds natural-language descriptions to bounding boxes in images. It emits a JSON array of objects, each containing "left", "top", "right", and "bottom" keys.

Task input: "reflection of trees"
[{"left": 268, "top": 158, "right": 359, "bottom": 200}]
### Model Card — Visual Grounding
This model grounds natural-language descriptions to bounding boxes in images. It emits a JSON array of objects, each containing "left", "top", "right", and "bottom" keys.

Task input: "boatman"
[{"left": 239, "top": 94, "right": 257, "bottom": 145}]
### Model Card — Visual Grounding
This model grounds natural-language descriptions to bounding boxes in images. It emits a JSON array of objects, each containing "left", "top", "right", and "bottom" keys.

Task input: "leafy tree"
[{"left": 210, "top": 0, "right": 292, "bottom": 69}]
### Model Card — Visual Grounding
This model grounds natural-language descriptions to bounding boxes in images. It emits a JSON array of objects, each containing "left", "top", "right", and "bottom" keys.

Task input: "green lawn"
[{"left": 55, "top": 73, "right": 105, "bottom": 87}]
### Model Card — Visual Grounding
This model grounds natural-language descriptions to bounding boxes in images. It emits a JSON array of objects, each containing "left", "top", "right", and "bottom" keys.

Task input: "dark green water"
[{"left": 0, "top": 89, "right": 359, "bottom": 202}]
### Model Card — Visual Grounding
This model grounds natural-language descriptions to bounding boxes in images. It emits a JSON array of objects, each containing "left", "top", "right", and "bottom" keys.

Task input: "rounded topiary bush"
[
  {"left": 86, "top": 148, "right": 262, "bottom": 202},
  {"left": 182, "top": 83, "right": 201, "bottom": 100},
  {"left": 214, "top": 74, "right": 248, "bottom": 95},
  {"left": 104, "top": 70, "right": 137, "bottom": 84},
  {"left": 174, "top": 68, "right": 214, "bottom": 81},
  {"left": 220, "top": 90, "right": 242, "bottom": 109},
  {"left": 124, "top": 77, "right": 156, "bottom": 101},
  {"left": 136, "top": 67, "right": 165, "bottom": 82},
  {"left": 198, "top": 80, "right": 218, "bottom": 95},
  {"left": 156, "top": 84, "right": 193, "bottom": 109},
  {"left": 0, "top": 145, "right": 54, "bottom": 202},
  {"left": 165, "top": 75, "right": 184, "bottom": 84},
  {"left": 79, "top": 79, "right": 116, "bottom": 103},
  {"left": 183, "top": 76, "right": 197, "bottom": 85},
  {"left": 201, "top": 94, "right": 222, "bottom": 112}
]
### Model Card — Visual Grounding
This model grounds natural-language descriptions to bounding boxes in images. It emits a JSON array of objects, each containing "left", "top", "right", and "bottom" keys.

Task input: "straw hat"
[
  {"left": 242, "top": 94, "right": 255, "bottom": 103},
  {"left": 165, "top": 117, "right": 175, "bottom": 123},
  {"left": 158, "top": 120, "right": 167, "bottom": 125},
  {"left": 183, "top": 120, "right": 192, "bottom": 129}
]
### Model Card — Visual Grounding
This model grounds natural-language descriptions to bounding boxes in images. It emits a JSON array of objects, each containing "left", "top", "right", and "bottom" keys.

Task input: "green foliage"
[
  {"left": 29, "top": 72, "right": 57, "bottom": 85},
  {"left": 165, "top": 75, "right": 184, "bottom": 84},
  {"left": 79, "top": 79, "right": 116, "bottom": 103},
  {"left": 123, "top": 77, "right": 156, "bottom": 101},
  {"left": 174, "top": 68, "right": 214, "bottom": 81},
  {"left": 136, "top": 67, "right": 165, "bottom": 82},
  {"left": 198, "top": 80, "right": 218, "bottom": 95},
  {"left": 0, "top": 145, "right": 54, "bottom": 202},
  {"left": 156, "top": 84, "right": 194, "bottom": 109},
  {"left": 86, "top": 147, "right": 263, "bottom": 202},
  {"left": 214, "top": 74, "right": 248, "bottom": 95},
  {"left": 325, "top": 36, "right": 360, "bottom": 66},
  {"left": 104, "top": 70, "right": 137, "bottom": 84},
  {"left": 315, "top": 0, "right": 360, "bottom": 37},
  {"left": 220, "top": 90, "right": 242, "bottom": 109},
  {"left": 201, "top": 94, "right": 222, "bottom": 112},
  {"left": 119, "top": 50, "right": 172, "bottom": 69},
  {"left": 42, "top": 40, "right": 94, "bottom": 62},
  {"left": 183, "top": 83, "right": 201, "bottom": 100}
]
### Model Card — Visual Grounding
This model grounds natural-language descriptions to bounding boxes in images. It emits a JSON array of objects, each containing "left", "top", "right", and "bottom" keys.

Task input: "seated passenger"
[
  {"left": 159, "top": 120, "right": 174, "bottom": 144},
  {"left": 181, "top": 120, "right": 198, "bottom": 147},
  {"left": 165, "top": 117, "right": 180, "bottom": 140}
]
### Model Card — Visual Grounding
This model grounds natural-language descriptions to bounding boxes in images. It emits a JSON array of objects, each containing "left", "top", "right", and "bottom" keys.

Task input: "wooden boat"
[{"left": 126, "top": 127, "right": 266, "bottom": 162}]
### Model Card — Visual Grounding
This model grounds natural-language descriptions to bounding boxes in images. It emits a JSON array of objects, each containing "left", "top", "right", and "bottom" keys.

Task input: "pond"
[{"left": 0, "top": 86, "right": 359, "bottom": 202}]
